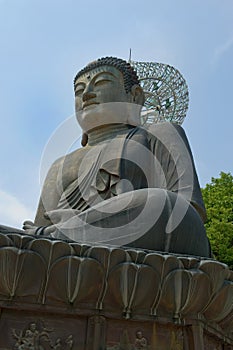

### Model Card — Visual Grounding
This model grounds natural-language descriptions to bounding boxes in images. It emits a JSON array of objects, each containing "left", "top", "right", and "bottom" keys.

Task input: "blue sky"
[{"left": 0, "top": 0, "right": 233, "bottom": 227}]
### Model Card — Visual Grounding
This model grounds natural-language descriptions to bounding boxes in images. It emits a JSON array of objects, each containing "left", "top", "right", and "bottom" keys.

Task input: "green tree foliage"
[{"left": 202, "top": 172, "right": 233, "bottom": 269}]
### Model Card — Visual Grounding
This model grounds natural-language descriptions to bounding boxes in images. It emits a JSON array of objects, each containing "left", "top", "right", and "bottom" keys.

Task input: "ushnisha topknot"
[{"left": 74, "top": 56, "right": 141, "bottom": 93}]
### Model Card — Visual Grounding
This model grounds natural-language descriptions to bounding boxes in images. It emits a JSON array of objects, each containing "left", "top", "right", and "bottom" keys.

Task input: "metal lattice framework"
[{"left": 131, "top": 61, "right": 189, "bottom": 125}]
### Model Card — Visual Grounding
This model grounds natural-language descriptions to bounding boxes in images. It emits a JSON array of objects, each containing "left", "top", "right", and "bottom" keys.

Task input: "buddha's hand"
[
  {"left": 22, "top": 220, "right": 57, "bottom": 236},
  {"left": 23, "top": 210, "right": 80, "bottom": 236},
  {"left": 22, "top": 220, "right": 38, "bottom": 235},
  {"left": 44, "top": 209, "right": 80, "bottom": 225}
]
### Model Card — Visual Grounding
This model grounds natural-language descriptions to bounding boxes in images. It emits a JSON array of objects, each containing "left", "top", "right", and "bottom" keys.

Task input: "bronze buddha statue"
[{"left": 8, "top": 57, "right": 211, "bottom": 257}]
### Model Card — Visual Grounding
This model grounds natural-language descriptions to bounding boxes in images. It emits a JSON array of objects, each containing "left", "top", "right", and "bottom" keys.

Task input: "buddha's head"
[{"left": 74, "top": 57, "right": 145, "bottom": 136}]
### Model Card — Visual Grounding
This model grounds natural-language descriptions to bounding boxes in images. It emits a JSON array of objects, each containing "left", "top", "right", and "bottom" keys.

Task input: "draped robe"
[{"left": 46, "top": 123, "right": 210, "bottom": 257}]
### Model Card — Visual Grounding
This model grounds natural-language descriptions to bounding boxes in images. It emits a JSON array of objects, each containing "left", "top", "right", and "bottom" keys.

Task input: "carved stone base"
[{"left": 0, "top": 232, "right": 232, "bottom": 349}]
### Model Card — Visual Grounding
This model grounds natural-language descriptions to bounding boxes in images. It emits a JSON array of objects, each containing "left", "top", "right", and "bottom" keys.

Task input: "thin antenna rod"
[{"left": 128, "top": 48, "right": 132, "bottom": 63}]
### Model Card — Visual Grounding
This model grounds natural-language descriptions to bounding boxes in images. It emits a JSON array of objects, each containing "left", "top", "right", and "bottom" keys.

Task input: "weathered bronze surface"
[
  {"left": 0, "top": 57, "right": 232, "bottom": 349},
  {"left": 0, "top": 232, "right": 232, "bottom": 349},
  {"left": 18, "top": 57, "right": 211, "bottom": 257}
]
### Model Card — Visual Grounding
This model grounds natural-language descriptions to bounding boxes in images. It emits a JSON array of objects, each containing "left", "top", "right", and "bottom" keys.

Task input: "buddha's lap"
[{"left": 52, "top": 188, "right": 210, "bottom": 257}]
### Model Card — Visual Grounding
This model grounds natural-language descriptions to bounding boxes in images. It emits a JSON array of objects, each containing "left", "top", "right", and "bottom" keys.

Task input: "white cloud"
[
  {"left": 0, "top": 190, "right": 35, "bottom": 228},
  {"left": 212, "top": 36, "right": 233, "bottom": 65}
]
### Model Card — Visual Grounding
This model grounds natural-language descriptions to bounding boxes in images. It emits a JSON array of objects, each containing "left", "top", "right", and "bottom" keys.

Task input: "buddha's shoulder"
[
  {"left": 144, "top": 122, "right": 184, "bottom": 133},
  {"left": 138, "top": 123, "right": 186, "bottom": 140},
  {"left": 50, "top": 146, "right": 90, "bottom": 170}
]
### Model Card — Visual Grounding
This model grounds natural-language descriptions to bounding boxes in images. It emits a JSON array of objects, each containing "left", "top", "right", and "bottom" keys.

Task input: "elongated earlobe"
[
  {"left": 131, "top": 85, "right": 145, "bottom": 106},
  {"left": 81, "top": 133, "right": 88, "bottom": 146}
]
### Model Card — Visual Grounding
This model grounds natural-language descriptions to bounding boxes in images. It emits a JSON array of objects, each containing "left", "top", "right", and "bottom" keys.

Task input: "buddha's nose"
[{"left": 82, "top": 85, "right": 96, "bottom": 102}]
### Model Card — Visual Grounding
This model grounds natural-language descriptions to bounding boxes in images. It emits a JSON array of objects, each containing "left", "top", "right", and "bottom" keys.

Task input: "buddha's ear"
[
  {"left": 130, "top": 84, "right": 145, "bottom": 106},
  {"left": 81, "top": 133, "right": 88, "bottom": 147}
]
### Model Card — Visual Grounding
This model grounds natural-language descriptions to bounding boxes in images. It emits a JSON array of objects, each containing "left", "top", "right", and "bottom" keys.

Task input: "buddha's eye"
[
  {"left": 94, "top": 79, "right": 111, "bottom": 86},
  {"left": 75, "top": 88, "right": 84, "bottom": 96}
]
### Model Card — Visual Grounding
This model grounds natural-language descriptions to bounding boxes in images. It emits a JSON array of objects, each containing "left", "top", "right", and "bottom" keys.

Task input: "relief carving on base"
[
  {"left": 12, "top": 321, "right": 73, "bottom": 350},
  {"left": 107, "top": 329, "right": 149, "bottom": 350},
  {"left": 134, "top": 330, "right": 148, "bottom": 349},
  {"left": 107, "top": 326, "right": 184, "bottom": 350}
]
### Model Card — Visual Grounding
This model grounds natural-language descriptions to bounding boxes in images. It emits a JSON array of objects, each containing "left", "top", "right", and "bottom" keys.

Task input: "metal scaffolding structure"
[{"left": 131, "top": 60, "right": 189, "bottom": 125}]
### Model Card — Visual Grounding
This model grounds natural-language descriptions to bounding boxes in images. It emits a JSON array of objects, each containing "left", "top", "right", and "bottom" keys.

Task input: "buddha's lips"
[{"left": 82, "top": 101, "right": 99, "bottom": 110}]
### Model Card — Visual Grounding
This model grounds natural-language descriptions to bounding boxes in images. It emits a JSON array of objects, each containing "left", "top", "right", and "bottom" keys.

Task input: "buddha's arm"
[
  {"left": 34, "top": 159, "right": 63, "bottom": 227},
  {"left": 170, "top": 124, "right": 207, "bottom": 222},
  {"left": 24, "top": 148, "right": 85, "bottom": 235},
  {"left": 148, "top": 123, "right": 207, "bottom": 222}
]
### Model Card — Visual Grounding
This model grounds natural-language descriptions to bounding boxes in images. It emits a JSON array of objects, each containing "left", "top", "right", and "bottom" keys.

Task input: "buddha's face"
[
  {"left": 74, "top": 65, "right": 143, "bottom": 132},
  {"left": 74, "top": 65, "right": 132, "bottom": 112}
]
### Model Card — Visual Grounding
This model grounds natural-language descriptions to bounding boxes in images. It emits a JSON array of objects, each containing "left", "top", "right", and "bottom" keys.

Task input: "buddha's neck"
[{"left": 87, "top": 124, "right": 134, "bottom": 146}]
